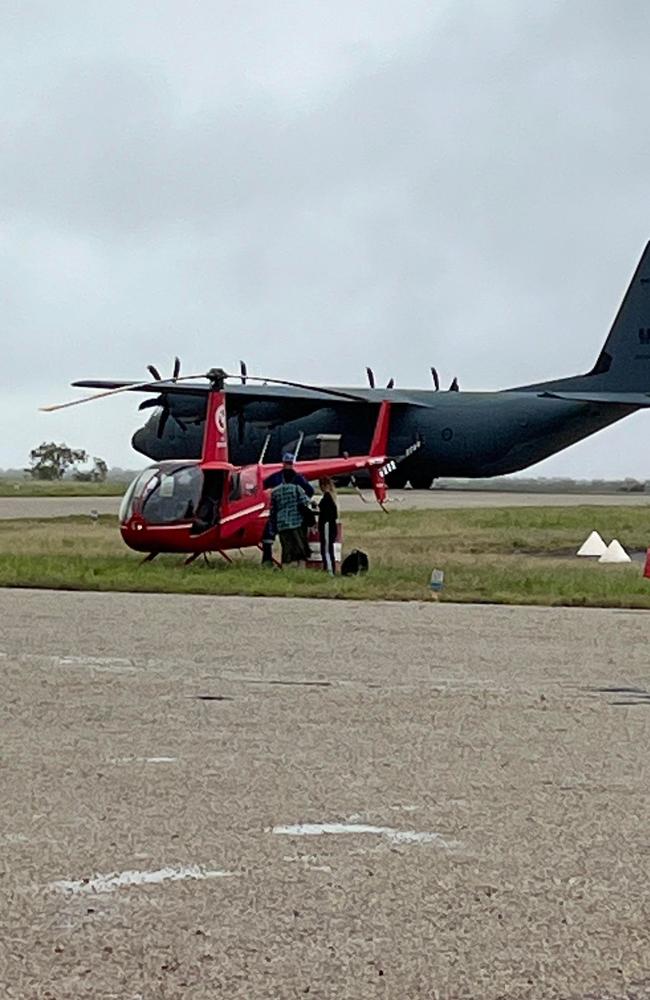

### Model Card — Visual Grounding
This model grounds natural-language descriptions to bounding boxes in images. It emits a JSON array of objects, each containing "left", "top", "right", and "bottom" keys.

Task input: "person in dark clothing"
[
  {"left": 261, "top": 453, "right": 314, "bottom": 565},
  {"left": 318, "top": 477, "right": 338, "bottom": 574},
  {"left": 263, "top": 453, "right": 315, "bottom": 497},
  {"left": 260, "top": 517, "right": 276, "bottom": 566},
  {"left": 270, "top": 468, "right": 311, "bottom": 565}
]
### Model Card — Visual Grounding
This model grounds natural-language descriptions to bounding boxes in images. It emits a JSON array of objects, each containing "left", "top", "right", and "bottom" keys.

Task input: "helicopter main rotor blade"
[
  {"left": 40, "top": 373, "right": 208, "bottom": 412},
  {"left": 42, "top": 366, "right": 371, "bottom": 413},
  {"left": 242, "top": 374, "right": 367, "bottom": 403}
]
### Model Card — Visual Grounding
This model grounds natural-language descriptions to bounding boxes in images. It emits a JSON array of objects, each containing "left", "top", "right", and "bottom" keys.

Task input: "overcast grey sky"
[{"left": 3, "top": 0, "right": 650, "bottom": 476}]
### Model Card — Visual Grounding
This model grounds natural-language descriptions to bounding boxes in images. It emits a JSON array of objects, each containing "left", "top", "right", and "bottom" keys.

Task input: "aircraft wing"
[
  {"left": 70, "top": 379, "right": 432, "bottom": 406},
  {"left": 538, "top": 391, "right": 650, "bottom": 407},
  {"left": 70, "top": 379, "right": 368, "bottom": 404}
]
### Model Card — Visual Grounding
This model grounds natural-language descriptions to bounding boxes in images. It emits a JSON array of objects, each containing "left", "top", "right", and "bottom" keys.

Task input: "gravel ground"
[
  {"left": 2, "top": 589, "right": 650, "bottom": 999},
  {"left": 1, "top": 490, "right": 649, "bottom": 520}
]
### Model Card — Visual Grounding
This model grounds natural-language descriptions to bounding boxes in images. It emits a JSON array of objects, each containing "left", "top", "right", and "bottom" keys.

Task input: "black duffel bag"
[{"left": 341, "top": 549, "right": 369, "bottom": 576}]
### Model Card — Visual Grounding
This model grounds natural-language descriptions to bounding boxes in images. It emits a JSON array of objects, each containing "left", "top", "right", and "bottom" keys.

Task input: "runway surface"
[
  {"left": 1, "top": 489, "right": 649, "bottom": 519},
  {"left": 3, "top": 588, "right": 650, "bottom": 998}
]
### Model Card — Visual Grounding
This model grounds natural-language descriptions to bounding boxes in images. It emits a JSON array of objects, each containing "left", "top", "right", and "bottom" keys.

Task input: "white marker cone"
[
  {"left": 577, "top": 530, "right": 607, "bottom": 557},
  {"left": 598, "top": 539, "right": 632, "bottom": 564}
]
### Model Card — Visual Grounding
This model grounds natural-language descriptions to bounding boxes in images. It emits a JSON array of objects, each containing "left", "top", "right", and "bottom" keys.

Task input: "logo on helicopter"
[{"left": 215, "top": 404, "right": 227, "bottom": 434}]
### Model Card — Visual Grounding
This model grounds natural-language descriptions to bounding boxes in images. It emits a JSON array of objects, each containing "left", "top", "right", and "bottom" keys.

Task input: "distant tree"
[
  {"left": 618, "top": 478, "right": 645, "bottom": 493},
  {"left": 26, "top": 442, "right": 88, "bottom": 480},
  {"left": 73, "top": 457, "right": 108, "bottom": 482}
]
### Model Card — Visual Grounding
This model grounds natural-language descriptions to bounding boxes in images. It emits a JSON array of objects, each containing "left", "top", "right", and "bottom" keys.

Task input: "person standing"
[
  {"left": 270, "top": 469, "right": 311, "bottom": 566},
  {"left": 263, "top": 453, "right": 315, "bottom": 497},
  {"left": 318, "top": 477, "right": 338, "bottom": 574},
  {"left": 262, "top": 453, "right": 314, "bottom": 565}
]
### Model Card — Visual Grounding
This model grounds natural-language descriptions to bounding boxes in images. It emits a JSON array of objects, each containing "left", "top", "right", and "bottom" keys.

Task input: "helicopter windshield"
[{"left": 120, "top": 463, "right": 203, "bottom": 524}]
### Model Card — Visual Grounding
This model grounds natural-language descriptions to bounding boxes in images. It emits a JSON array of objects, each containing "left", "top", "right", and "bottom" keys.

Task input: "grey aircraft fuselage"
[
  {"left": 130, "top": 386, "right": 635, "bottom": 488},
  {"left": 74, "top": 242, "right": 650, "bottom": 488}
]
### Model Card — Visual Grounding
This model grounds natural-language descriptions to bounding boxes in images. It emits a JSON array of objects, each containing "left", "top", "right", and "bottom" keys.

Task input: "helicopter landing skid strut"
[{"left": 183, "top": 550, "right": 232, "bottom": 567}]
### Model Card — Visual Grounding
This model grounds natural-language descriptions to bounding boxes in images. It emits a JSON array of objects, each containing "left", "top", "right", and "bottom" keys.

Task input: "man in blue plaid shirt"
[
  {"left": 261, "top": 452, "right": 314, "bottom": 565},
  {"left": 269, "top": 469, "right": 311, "bottom": 565}
]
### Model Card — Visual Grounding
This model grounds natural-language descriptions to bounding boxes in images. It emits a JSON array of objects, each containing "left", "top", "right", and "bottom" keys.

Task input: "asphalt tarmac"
[
  {"left": 3, "top": 588, "right": 650, "bottom": 998},
  {"left": 1, "top": 489, "right": 649, "bottom": 520}
]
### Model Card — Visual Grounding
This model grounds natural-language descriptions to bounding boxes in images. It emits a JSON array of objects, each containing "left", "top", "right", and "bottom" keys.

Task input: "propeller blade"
[
  {"left": 147, "top": 364, "right": 162, "bottom": 381},
  {"left": 430, "top": 367, "right": 439, "bottom": 391},
  {"left": 173, "top": 356, "right": 181, "bottom": 380},
  {"left": 138, "top": 397, "right": 161, "bottom": 411},
  {"left": 240, "top": 360, "right": 247, "bottom": 384},
  {"left": 386, "top": 378, "right": 394, "bottom": 389},
  {"left": 157, "top": 406, "right": 170, "bottom": 439},
  {"left": 449, "top": 377, "right": 459, "bottom": 392},
  {"left": 366, "top": 367, "right": 375, "bottom": 389}
]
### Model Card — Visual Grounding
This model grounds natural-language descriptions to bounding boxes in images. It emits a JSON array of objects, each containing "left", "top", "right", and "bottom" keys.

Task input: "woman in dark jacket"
[{"left": 318, "top": 477, "right": 338, "bottom": 574}]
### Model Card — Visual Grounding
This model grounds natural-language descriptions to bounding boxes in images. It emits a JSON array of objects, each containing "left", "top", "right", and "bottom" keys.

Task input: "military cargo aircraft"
[{"left": 71, "top": 243, "right": 650, "bottom": 489}]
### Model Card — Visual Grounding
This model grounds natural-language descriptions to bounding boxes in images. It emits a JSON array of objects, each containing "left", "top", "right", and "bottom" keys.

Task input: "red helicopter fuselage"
[
  {"left": 118, "top": 378, "right": 392, "bottom": 560},
  {"left": 119, "top": 460, "right": 270, "bottom": 555}
]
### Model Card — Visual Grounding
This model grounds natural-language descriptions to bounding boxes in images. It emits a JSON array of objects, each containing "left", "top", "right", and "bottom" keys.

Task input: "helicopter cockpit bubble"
[{"left": 119, "top": 461, "right": 203, "bottom": 525}]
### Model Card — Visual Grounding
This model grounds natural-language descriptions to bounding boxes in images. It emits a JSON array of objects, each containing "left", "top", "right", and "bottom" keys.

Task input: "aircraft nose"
[{"left": 131, "top": 426, "right": 160, "bottom": 459}]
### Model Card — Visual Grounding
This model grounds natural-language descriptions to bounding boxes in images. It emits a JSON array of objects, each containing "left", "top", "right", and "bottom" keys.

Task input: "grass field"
[
  {"left": 0, "top": 479, "right": 128, "bottom": 497},
  {"left": 1, "top": 506, "right": 650, "bottom": 607}
]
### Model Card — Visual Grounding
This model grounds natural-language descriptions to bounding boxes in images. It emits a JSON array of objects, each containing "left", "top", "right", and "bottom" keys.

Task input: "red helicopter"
[{"left": 42, "top": 367, "right": 402, "bottom": 564}]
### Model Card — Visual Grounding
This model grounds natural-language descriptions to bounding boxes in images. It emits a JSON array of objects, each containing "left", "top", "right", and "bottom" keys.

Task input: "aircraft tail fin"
[
  {"left": 513, "top": 243, "right": 650, "bottom": 395},
  {"left": 369, "top": 400, "right": 391, "bottom": 457},
  {"left": 367, "top": 401, "right": 391, "bottom": 505}
]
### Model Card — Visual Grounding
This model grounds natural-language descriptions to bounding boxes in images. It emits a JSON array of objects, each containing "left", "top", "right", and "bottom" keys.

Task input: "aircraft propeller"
[
  {"left": 138, "top": 357, "right": 187, "bottom": 438},
  {"left": 366, "top": 367, "right": 394, "bottom": 389}
]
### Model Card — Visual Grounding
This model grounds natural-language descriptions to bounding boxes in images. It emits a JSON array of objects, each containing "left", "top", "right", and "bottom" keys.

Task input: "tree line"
[{"left": 26, "top": 442, "right": 108, "bottom": 482}]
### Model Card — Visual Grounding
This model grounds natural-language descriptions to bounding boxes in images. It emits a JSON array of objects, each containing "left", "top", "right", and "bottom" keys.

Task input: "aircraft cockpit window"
[
  {"left": 122, "top": 464, "right": 203, "bottom": 524},
  {"left": 119, "top": 467, "right": 159, "bottom": 522},
  {"left": 240, "top": 466, "right": 257, "bottom": 496}
]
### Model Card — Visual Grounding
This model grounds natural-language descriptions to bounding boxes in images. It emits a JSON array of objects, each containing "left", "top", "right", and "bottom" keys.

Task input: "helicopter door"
[{"left": 191, "top": 470, "right": 225, "bottom": 534}]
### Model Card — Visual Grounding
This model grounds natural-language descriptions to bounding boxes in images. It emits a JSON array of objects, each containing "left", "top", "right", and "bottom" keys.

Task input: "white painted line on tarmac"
[
  {"left": 56, "top": 655, "right": 137, "bottom": 673},
  {"left": 269, "top": 822, "right": 459, "bottom": 848},
  {"left": 49, "top": 864, "right": 235, "bottom": 895}
]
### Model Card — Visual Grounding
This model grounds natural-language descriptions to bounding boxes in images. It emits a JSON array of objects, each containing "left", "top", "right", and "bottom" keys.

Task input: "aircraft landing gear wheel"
[{"left": 408, "top": 472, "right": 433, "bottom": 490}]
